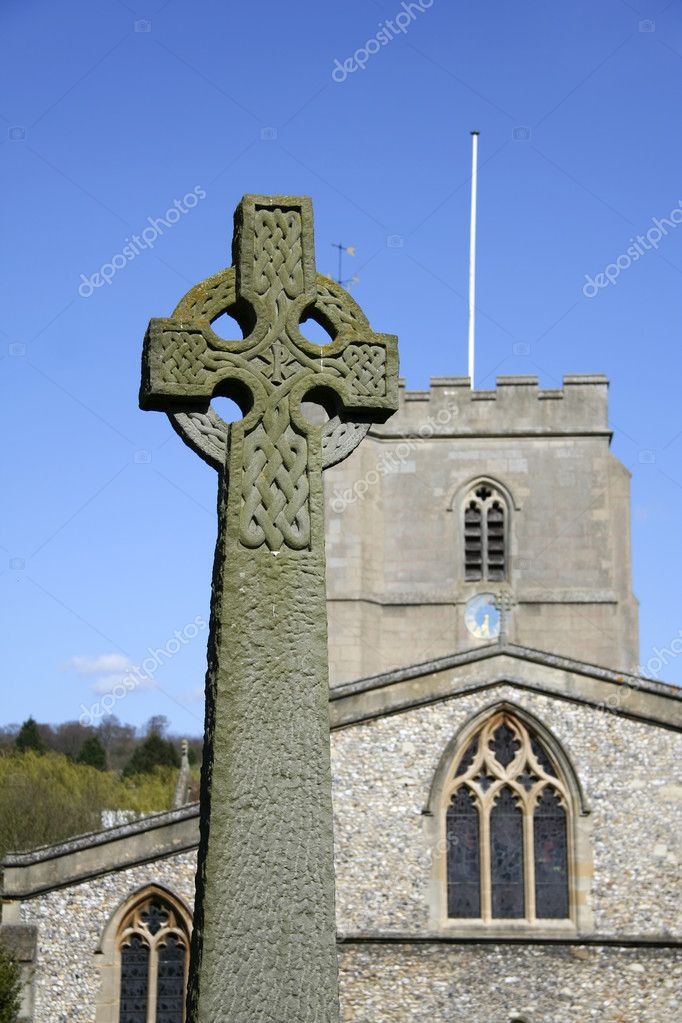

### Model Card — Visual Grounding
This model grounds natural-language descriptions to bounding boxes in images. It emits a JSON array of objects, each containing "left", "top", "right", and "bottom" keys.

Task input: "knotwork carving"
[
  {"left": 141, "top": 195, "right": 398, "bottom": 553},
  {"left": 314, "top": 282, "right": 359, "bottom": 330},
  {"left": 168, "top": 272, "right": 383, "bottom": 474},
  {"left": 341, "top": 343, "right": 387, "bottom": 397},
  {"left": 253, "top": 208, "right": 304, "bottom": 299},
  {"left": 157, "top": 328, "right": 213, "bottom": 387},
  {"left": 240, "top": 401, "right": 310, "bottom": 550}
]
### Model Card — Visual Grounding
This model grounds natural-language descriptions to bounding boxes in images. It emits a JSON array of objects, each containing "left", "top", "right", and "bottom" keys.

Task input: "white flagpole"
[{"left": 468, "top": 130, "right": 479, "bottom": 388}]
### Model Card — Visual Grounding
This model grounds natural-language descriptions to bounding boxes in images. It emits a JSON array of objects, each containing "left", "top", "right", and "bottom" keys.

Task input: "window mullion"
[
  {"left": 480, "top": 796, "right": 491, "bottom": 921},
  {"left": 148, "top": 939, "right": 158, "bottom": 1023},
  {"left": 481, "top": 502, "right": 488, "bottom": 581},
  {"left": 524, "top": 798, "right": 536, "bottom": 922}
]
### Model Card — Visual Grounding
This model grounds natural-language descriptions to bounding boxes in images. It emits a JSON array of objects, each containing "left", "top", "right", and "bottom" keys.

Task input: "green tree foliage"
[
  {"left": 0, "top": 752, "right": 177, "bottom": 860},
  {"left": 14, "top": 717, "right": 44, "bottom": 754},
  {"left": 123, "top": 733, "right": 180, "bottom": 778},
  {"left": 0, "top": 942, "right": 21, "bottom": 1023},
  {"left": 77, "top": 736, "right": 107, "bottom": 771},
  {"left": 118, "top": 767, "right": 181, "bottom": 812}
]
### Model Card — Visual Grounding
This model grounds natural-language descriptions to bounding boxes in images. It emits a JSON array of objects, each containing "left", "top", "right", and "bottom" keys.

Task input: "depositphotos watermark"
[
  {"left": 78, "top": 186, "right": 207, "bottom": 297},
  {"left": 78, "top": 616, "right": 207, "bottom": 725},
  {"left": 582, "top": 199, "right": 682, "bottom": 298},
  {"left": 331, "top": 401, "right": 458, "bottom": 512},
  {"left": 596, "top": 629, "right": 682, "bottom": 715},
  {"left": 332, "top": 0, "right": 435, "bottom": 82}
]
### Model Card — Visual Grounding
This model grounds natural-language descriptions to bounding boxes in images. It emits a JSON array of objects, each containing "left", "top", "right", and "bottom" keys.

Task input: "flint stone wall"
[
  {"left": 331, "top": 684, "right": 682, "bottom": 936},
  {"left": 337, "top": 943, "right": 681, "bottom": 1022},
  {"left": 18, "top": 853, "right": 196, "bottom": 1023}
]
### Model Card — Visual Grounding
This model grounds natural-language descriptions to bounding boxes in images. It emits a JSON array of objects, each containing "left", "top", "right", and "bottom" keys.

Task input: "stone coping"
[
  {"left": 1, "top": 808, "right": 200, "bottom": 897},
  {"left": 330, "top": 642, "right": 682, "bottom": 706},
  {"left": 328, "top": 590, "right": 620, "bottom": 606},
  {"left": 337, "top": 932, "right": 682, "bottom": 948},
  {"left": 329, "top": 644, "right": 682, "bottom": 733},
  {"left": 0, "top": 920, "right": 679, "bottom": 952},
  {"left": 398, "top": 374, "right": 609, "bottom": 391},
  {"left": 2, "top": 803, "right": 198, "bottom": 867}
]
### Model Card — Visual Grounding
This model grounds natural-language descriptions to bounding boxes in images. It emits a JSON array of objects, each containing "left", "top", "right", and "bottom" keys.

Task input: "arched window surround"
[
  {"left": 95, "top": 885, "right": 192, "bottom": 1023},
  {"left": 423, "top": 701, "right": 593, "bottom": 935},
  {"left": 447, "top": 476, "right": 518, "bottom": 586}
]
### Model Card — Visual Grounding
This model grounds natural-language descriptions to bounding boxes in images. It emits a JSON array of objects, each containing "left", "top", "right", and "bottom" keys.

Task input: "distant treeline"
[
  {"left": 0, "top": 713, "right": 202, "bottom": 775},
  {"left": 0, "top": 715, "right": 203, "bottom": 861}
]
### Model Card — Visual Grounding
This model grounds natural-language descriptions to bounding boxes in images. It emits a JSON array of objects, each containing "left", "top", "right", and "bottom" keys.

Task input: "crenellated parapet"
[{"left": 371, "top": 374, "right": 610, "bottom": 438}]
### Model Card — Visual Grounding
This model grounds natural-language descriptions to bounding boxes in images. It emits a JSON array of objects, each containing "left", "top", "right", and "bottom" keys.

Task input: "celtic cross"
[{"left": 140, "top": 195, "right": 398, "bottom": 1023}]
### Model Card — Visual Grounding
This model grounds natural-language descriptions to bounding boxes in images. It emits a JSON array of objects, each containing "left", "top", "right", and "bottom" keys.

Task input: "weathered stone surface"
[
  {"left": 337, "top": 944, "right": 682, "bottom": 1022},
  {"left": 330, "top": 683, "right": 682, "bottom": 937},
  {"left": 324, "top": 376, "right": 639, "bottom": 685},
  {"left": 139, "top": 194, "right": 398, "bottom": 1023}
]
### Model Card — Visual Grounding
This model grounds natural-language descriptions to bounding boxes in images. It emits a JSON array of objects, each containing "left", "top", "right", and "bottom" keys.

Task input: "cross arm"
[
  {"left": 323, "top": 332, "right": 399, "bottom": 420},
  {"left": 139, "top": 317, "right": 245, "bottom": 411}
]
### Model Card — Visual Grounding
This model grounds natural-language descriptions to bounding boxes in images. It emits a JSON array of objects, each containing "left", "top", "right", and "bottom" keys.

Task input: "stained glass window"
[
  {"left": 490, "top": 787, "right": 525, "bottom": 918},
  {"left": 140, "top": 902, "right": 169, "bottom": 936},
  {"left": 534, "top": 787, "right": 569, "bottom": 919},
  {"left": 516, "top": 767, "right": 538, "bottom": 792},
  {"left": 472, "top": 769, "right": 495, "bottom": 792},
  {"left": 117, "top": 892, "right": 190, "bottom": 1023},
  {"left": 444, "top": 712, "right": 573, "bottom": 924},
  {"left": 119, "top": 935, "right": 149, "bottom": 1023},
  {"left": 489, "top": 723, "right": 521, "bottom": 768},
  {"left": 455, "top": 737, "right": 478, "bottom": 776},
  {"left": 531, "top": 736, "right": 557, "bottom": 777},
  {"left": 155, "top": 935, "right": 187, "bottom": 1023},
  {"left": 446, "top": 787, "right": 481, "bottom": 917}
]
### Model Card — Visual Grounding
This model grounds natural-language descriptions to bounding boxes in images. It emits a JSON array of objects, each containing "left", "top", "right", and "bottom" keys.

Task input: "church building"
[{"left": 2, "top": 374, "right": 681, "bottom": 1022}]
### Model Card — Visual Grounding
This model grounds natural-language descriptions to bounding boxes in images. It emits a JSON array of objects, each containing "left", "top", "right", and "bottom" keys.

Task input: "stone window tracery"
[
  {"left": 117, "top": 893, "right": 190, "bottom": 1023},
  {"left": 463, "top": 484, "right": 507, "bottom": 581},
  {"left": 445, "top": 712, "right": 570, "bottom": 922}
]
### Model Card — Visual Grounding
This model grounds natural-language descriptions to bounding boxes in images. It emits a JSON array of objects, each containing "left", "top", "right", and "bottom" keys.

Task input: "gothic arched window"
[
  {"left": 463, "top": 484, "right": 507, "bottom": 581},
  {"left": 445, "top": 712, "right": 570, "bottom": 922},
  {"left": 117, "top": 892, "right": 190, "bottom": 1023}
]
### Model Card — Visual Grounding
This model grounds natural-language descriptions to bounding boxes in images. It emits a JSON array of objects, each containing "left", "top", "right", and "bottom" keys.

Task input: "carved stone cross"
[
  {"left": 493, "top": 588, "right": 516, "bottom": 643},
  {"left": 140, "top": 195, "right": 398, "bottom": 1023}
]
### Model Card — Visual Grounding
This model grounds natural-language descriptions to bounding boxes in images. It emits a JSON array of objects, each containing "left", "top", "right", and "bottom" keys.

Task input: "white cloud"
[
  {"left": 64, "top": 653, "right": 157, "bottom": 696},
  {"left": 181, "top": 685, "right": 205, "bottom": 705},
  {"left": 90, "top": 673, "right": 156, "bottom": 694},
  {"left": 64, "top": 653, "right": 133, "bottom": 676}
]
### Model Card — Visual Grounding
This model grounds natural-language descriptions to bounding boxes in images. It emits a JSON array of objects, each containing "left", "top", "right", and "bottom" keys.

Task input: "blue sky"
[{"left": 2, "top": 0, "right": 681, "bottom": 734}]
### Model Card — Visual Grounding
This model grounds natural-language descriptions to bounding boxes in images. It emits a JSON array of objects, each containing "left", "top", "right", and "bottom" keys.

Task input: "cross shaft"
[{"left": 140, "top": 195, "right": 398, "bottom": 1023}]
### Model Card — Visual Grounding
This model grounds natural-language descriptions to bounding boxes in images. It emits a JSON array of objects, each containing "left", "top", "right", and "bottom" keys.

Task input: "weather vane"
[{"left": 331, "top": 241, "right": 359, "bottom": 288}]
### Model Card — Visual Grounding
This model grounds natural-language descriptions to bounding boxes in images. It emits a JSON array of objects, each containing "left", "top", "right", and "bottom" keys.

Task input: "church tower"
[{"left": 324, "top": 374, "right": 638, "bottom": 686}]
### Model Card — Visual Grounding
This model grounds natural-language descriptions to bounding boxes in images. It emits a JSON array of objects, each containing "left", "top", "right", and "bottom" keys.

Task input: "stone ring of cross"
[{"left": 141, "top": 195, "right": 399, "bottom": 474}]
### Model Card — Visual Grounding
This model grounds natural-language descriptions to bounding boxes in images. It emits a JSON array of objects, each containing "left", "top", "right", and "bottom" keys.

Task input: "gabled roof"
[
  {"left": 329, "top": 641, "right": 682, "bottom": 730},
  {"left": 3, "top": 641, "right": 680, "bottom": 897}
]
